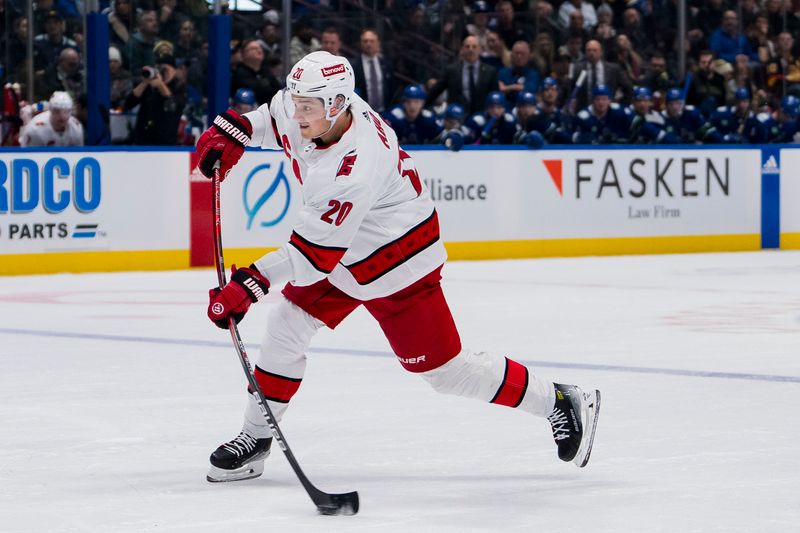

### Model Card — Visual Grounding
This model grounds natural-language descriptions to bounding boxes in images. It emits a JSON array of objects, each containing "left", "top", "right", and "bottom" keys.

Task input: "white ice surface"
[{"left": 1, "top": 252, "right": 799, "bottom": 532}]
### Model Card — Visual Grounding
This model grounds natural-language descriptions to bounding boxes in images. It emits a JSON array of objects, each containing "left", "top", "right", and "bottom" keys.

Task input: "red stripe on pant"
[
  {"left": 249, "top": 366, "right": 302, "bottom": 403},
  {"left": 490, "top": 358, "right": 529, "bottom": 408}
]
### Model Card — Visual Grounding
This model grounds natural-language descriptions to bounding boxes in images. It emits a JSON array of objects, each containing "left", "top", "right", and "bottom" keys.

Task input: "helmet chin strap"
[{"left": 313, "top": 104, "right": 350, "bottom": 143}]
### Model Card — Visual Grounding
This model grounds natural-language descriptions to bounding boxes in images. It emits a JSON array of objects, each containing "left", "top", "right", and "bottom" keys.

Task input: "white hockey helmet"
[
  {"left": 49, "top": 91, "right": 73, "bottom": 111},
  {"left": 286, "top": 51, "right": 355, "bottom": 122}
]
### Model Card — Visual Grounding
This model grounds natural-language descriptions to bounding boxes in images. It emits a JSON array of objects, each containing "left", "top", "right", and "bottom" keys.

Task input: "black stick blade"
[{"left": 315, "top": 491, "right": 360, "bottom": 516}]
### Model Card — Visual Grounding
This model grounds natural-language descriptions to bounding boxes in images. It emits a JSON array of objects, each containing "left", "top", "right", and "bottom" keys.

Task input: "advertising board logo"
[
  {"left": 243, "top": 162, "right": 291, "bottom": 230},
  {"left": 542, "top": 159, "right": 563, "bottom": 196},
  {"left": 762, "top": 154, "right": 779, "bottom": 175}
]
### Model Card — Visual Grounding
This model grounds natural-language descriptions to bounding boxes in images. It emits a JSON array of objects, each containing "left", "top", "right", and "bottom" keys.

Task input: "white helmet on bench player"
[{"left": 286, "top": 51, "right": 355, "bottom": 123}]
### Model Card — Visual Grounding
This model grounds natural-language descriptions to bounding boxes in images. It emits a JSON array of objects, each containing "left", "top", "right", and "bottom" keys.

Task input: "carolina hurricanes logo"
[
  {"left": 291, "top": 68, "right": 303, "bottom": 80},
  {"left": 321, "top": 64, "right": 345, "bottom": 77},
  {"left": 211, "top": 302, "right": 225, "bottom": 316}
]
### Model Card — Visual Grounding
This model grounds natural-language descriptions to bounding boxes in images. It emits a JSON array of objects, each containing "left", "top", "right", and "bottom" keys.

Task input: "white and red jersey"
[
  {"left": 18, "top": 111, "right": 84, "bottom": 147},
  {"left": 244, "top": 91, "right": 446, "bottom": 300}
]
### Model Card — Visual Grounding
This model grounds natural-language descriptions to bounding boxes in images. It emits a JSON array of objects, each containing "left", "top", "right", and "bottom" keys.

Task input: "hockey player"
[
  {"left": 512, "top": 91, "right": 544, "bottom": 147},
  {"left": 572, "top": 84, "right": 631, "bottom": 144},
  {"left": 194, "top": 51, "right": 600, "bottom": 483},
  {"left": 18, "top": 91, "right": 84, "bottom": 147},
  {"left": 758, "top": 95, "right": 800, "bottom": 143},
  {"left": 524, "top": 77, "right": 572, "bottom": 144},
  {"left": 660, "top": 88, "right": 723, "bottom": 144},
  {"left": 232, "top": 88, "right": 257, "bottom": 115},
  {"left": 382, "top": 84, "right": 443, "bottom": 145},
  {"left": 464, "top": 91, "right": 520, "bottom": 144},
  {"left": 625, "top": 86, "right": 674, "bottom": 144},
  {"left": 708, "top": 87, "right": 764, "bottom": 143},
  {"left": 434, "top": 103, "right": 473, "bottom": 151}
]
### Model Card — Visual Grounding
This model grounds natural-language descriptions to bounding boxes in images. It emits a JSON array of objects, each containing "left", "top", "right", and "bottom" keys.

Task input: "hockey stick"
[
  {"left": 562, "top": 69, "right": 588, "bottom": 115},
  {"left": 211, "top": 169, "right": 359, "bottom": 516}
]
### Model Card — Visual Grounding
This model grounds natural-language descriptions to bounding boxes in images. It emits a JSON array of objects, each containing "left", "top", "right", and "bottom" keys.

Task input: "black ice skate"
[
  {"left": 546, "top": 384, "right": 601, "bottom": 467},
  {"left": 207, "top": 431, "right": 272, "bottom": 482}
]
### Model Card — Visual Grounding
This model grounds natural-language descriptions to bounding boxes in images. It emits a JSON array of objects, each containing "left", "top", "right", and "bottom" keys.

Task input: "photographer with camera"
[{"left": 124, "top": 52, "right": 186, "bottom": 145}]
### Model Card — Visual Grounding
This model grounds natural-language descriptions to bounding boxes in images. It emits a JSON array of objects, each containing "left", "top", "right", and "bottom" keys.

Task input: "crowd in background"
[{"left": 2, "top": 0, "right": 800, "bottom": 147}]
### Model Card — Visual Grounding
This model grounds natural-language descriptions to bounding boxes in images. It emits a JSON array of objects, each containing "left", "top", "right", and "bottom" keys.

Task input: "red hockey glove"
[
  {"left": 196, "top": 109, "right": 253, "bottom": 180},
  {"left": 208, "top": 265, "right": 270, "bottom": 329}
]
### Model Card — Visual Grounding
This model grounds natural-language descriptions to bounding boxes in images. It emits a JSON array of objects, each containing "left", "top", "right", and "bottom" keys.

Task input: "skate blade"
[
  {"left": 573, "top": 389, "right": 601, "bottom": 468},
  {"left": 206, "top": 459, "right": 265, "bottom": 483}
]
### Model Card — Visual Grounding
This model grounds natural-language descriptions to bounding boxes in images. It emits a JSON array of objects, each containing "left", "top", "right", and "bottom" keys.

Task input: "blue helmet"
[
  {"left": 592, "top": 84, "right": 611, "bottom": 98},
  {"left": 485, "top": 90, "right": 506, "bottom": 107},
  {"left": 782, "top": 95, "right": 800, "bottom": 118},
  {"left": 633, "top": 86, "right": 652, "bottom": 101},
  {"left": 444, "top": 103, "right": 465, "bottom": 121},
  {"left": 518, "top": 90, "right": 536, "bottom": 106},
  {"left": 735, "top": 87, "right": 750, "bottom": 101},
  {"left": 665, "top": 88, "right": 684, "bottom": 102},
  {"left": 234, "top": 88, "right": 256, "bottom": 106},
  {"left": 403, "top": 84, "right": 426, "bottom": 100},
  {"left": 472, "top": 0, "right": 489, "bottom": 14},
  {"left": 542, "top": 77, "right": 558, "bottom": 89}
]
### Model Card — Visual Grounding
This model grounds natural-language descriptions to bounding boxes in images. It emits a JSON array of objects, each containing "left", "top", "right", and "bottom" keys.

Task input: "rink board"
[{"left": 0, "top": 145, "right": 791, "bottom": 274}]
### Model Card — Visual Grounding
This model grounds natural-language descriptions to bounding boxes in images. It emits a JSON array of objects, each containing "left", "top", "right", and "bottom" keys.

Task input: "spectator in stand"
[
  {"left": 124, "top": 52, "right": 186, "bottom": 145},
  {"left": 31, "top": 0, "right": 56, "bottom": 35},
  {"left": 571, "top": 39, "right": 631, "bottom": 109},
  {"left": 19, "top": 91, "right": 83, "bottom": 146},
  {"left": 352, "top": 29, "right": 396, "bottom": 113},
  {"left": 686, "top": 50, "right": 727, "bottom": 116},
  {"left": 592, "top": 4, "right": 616, "bottom": 52},
  {"left": 732, "top": 54, "right": 761, "bottom": 105},
  {"left": 128, "top": 10, "right": 159, "bottom": 82},
  {"left": 695, "top": 0, "right": 727, "bottom": 41},
  {"left": 188, "top": 41, "right": 208, "bottom": 97},
  {"left": 749, "top": 15, "right": 776, "bottom": 64},
  {"left": 33, "top": 10, "right": 78, "bottom": 71},
  {"left": 382, "top": 84, "right": 443, "bottom": 145},
  {"left": 561, "top": 34, "right": 584, "bottom": 64},
  {"left": 765, "top": 32, "right": 800, "bottom": 98},
  {"left": 174, "top": 19, "right": 200, "bottom": 67},
  {"left": 765, "top": 0, "right": 799, "bottom": 38},
  {"left": 465, "top": 91, "right": 519, "bottom": 144},
  {"left": 620, "top": 7, "right": 651, "bottom": 58},
  {"left": 426, "top": 35, "right": 499, "bottom": 115},
  {"left": 559, "top": 10, "right": 590, "bottom": 49},
  {"left": 231, "top": 39, "right": 281, "bottom": 107},
  {"left": 557, "top": 0, "right": 597, "bottom": 33},
  {"left": 531, "top": 32, "right": 556, "bottom": 78},
  {"left": 466, "top": 1, "right": 492, "bottom": 52},
  {"left": 109, "top": 46, "right": 132, "bottom": 110},
  {"left": 641, "top": 52, "right": 675, "bottom": 97},
  {"left": 232, "top": 88, "right": 257, "bottom": 115},
  {"left": 156, "top": 0, "right": 182, "bottom": 43},
  {"left": 739, "top": 0, "right": 762, "bottom": 31},
  {"left": 288, "top": 18, "right": 320, "bottom": 66},
  {"left": 531, "top": 0, "right": 559, "bottom": 41},
  {"left": 495, "top": 0, "right": 534, "bottom": 49},
  {"left": 481, "top": 31, "right": 511, "bottom": 70},
  {"left": 498, "top": 41, "right": 541, "bottom": 108},
  {"left": 710, "top": 10, "right": 759, "bottom": 65},
  {"left": 611, "top": 34, "right": 643, "bottom": 86},
  {"left": 104, "top": 0, "right": 134, "bottom": 52},
  {"left": 4, "top": 17, "right": 29, "bottom": 82},
  {"left": 256, "top": 19, "right": 281, "bottom": 60},
  {"left": 35, "top": 47, "right": 82, "bottom": 102},
  {"left": 319, "top": 28, "right": 342, "bottom": 57},
  {"left": 708, "top": 87, "right": 764, "bottom": 143}
]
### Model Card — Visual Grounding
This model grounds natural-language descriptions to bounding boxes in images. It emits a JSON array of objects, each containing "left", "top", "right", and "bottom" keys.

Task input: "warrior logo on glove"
[
  {"left": 196, "top": 109, "right": 253, "bottom": 180},
  {"left": 207, "top": 265, "right": 270, "bottom": 329}
]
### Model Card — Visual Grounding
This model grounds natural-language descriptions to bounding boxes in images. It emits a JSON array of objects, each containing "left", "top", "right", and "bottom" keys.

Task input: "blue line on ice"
[{"left": 3, "top": 327, "right": 798, "bottom": 384}]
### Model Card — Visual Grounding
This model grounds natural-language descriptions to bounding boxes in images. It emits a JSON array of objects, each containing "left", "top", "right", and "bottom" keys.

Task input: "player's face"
[
  {"left": 542, "top": 86, "right": 558, "bottom": 105},
  {"left": 443, "top": 118, "right": 460, "bottom": 130},
  {"left": 290, "top": 95, "right": 329, "bottom": 138},
  {"left": 634, "top": 99, "right": 651, "bottom": 115},
  {"left": 403, "top": 99, "right": 423, "bottom": 120},
  {"left": 667, "top": 100, "right": 683, "bottom": 117},
  {"left": 487, "top": 104, "right": 505, "bottom": 119},
  {"left": 593, "top": 95, "right": 610, "bottom": 114},
  {"left": 736, "top": 99, "right": 750, "bottom": 115},
  {"left": 517, "top": 104, "right": 536, "bottom": 122},
  {"left": 50, "top": 107, "right": 71, "bottom": 131}
]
